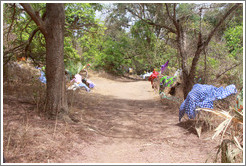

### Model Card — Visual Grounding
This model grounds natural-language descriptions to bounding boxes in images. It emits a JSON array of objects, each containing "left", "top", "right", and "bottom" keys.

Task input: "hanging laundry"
[
  {"left": 86, "top": 79, "right": 95, "bottom": 88},
  {"left": 179, "top": 84, "right": 237, "bottom": 121},
  {"left": 160, "top": 76, "right": 177, "bottom": 88},
  {"left": 36, "top": 67, "right": 46, "bottom": 84},
  {"left": 68, "top": 74, "right": 90, "bottom": 92},
  {"left": 148, "top": 69, "right": 159, "bottom": 86},
  {"left": 161, "top": 60, "right": 169, "bottom": 74}
]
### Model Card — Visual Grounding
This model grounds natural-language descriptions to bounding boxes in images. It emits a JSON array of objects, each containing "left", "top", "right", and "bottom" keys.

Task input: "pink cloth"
[{"left": 71, "top": 74, "right": 82, "bottom": 83}]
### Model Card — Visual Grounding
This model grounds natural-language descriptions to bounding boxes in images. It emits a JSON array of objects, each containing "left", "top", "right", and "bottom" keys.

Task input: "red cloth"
[{"left": 148, "top": 69, "right": 159, "bottom": 85}]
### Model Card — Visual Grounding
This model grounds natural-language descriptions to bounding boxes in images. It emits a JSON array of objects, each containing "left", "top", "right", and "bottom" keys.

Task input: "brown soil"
[{"left": 3, "top": 72, "right": 222, "bottom": 163}]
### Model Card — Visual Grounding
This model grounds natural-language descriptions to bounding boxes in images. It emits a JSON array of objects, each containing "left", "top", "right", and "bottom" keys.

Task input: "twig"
[
  {"left": 7, "top": 3, "right": 16, "bottom": 42},
  {"left": 53, "top": 110, "right": 58, "bottom": 137},
  {"left": 220, "top": 117, "right": 232, "bottom": 144},
  {"left": 214, "top": 62, "right": 242, "bottom": 80}
]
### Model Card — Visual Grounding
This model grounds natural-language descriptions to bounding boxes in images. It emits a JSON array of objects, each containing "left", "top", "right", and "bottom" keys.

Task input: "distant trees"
[{"left": 118, "top": 3, "right": 242, "bottom": 98}]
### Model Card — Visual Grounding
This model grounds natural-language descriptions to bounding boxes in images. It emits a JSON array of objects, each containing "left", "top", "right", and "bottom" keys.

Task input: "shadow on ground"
[{"left": 68, "top": 89, "right": 181, "bottom": 140}]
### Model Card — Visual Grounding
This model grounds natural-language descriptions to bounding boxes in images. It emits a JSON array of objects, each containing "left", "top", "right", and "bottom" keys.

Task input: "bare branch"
[
  {"left": 24, "top": 28, "right": 40, "bottom": 57},
  {"left": 126, "top": 7, "right": 176, "bottom": 33},
  {"left": 65, "top": 22, "right": 98, "bottom": 30},
  {"left": 20, "top": 3, "right": 47, "bottom": 36},
  {"left": 7, "top": 3, "right": 16, "bottom": 42},
  {"left": 215, "top": 62, "right": 242, "bottom": 80},
  {"left": 165, "top": 4, "right": 179, "bottom": 29},
  {"left": 173, "top": 4, "right": 176, "bottom": 20},
  {"left": 165, "top": 4, "right": 173, "bottom": 22},
  {"left": 3, "top": 42, "right": 26, "bottom": 55}
]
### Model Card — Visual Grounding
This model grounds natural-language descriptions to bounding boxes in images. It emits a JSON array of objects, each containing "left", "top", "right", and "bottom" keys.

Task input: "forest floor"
[{"left": 3, "top": 71, "right": 222, "bottom": 164}]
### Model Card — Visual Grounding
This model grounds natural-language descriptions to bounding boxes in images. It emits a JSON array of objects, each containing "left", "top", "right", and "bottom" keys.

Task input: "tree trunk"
[
  {"left": 176, "top": 25, "right": 193, "bottom": 99},
  {"left": 44, "top": 4, "right": 68, "bottom": 118}
]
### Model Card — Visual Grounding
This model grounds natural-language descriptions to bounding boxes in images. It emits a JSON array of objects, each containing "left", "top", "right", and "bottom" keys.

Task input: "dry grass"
[
  {"left": 196, "top": 101, "right": 243, "bottom": 163},
  {"left": 3, "top": 61, "right": 95, "bottom": 163}
]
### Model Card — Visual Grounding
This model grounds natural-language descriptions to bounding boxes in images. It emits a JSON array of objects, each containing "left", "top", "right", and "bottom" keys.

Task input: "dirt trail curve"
[{"left": 63, "top": 74, "right": 219, "bottom": 163}]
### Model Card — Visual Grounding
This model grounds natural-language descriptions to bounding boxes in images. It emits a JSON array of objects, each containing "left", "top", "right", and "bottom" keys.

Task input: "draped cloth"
[
  {"left": 161, "top": 60, "right": 169, "bottom": 74},
  {"left": 179, "top": 84, "right": 237, "bottom": 121}
]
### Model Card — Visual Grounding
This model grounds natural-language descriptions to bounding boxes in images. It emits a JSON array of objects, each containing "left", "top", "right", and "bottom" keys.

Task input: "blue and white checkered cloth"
[{"left": 179, "top": 84, "right": 237, "bottom": 121}]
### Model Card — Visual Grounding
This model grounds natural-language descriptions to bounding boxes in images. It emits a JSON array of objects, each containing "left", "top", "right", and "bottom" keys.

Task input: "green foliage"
[
  {"left": 95, "top": 35, "right": 130, "bottom": 74},
  {"left": 224, "top": 25, "right": 243, "bottom": 59},
  {"left": 65, "top": 60, "right": 83, "bottom": 76},
  {"left": 131, "top": 20, "right": 156, "bottom": 48},
  {"left": 63, "top": 3, "right": 105, "bottom": 74}
]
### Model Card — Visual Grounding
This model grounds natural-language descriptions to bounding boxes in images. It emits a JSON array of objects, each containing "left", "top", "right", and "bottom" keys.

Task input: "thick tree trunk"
[{"left": 44, "top": 4, "right": 68, "bottom": 118}]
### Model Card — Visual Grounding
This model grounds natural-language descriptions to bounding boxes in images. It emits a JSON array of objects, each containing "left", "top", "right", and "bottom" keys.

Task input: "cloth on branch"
[
  {"left": 36, "top": 67, "right": 46, "bottom": 84},
  {"left": 68, "top": 74, "right": 90, "bottom": 92},
  {"left": 179, "top": 84, "right": 237, "bottom": 121},
  {"left": 161, "top": 60, "right": 169, "bottom": 74},
  {"left": 160, "top": 76, "right": 177, "bottom": 88},
  {"left": 148, "top": 69, "right": 159, "bottom": 85}
]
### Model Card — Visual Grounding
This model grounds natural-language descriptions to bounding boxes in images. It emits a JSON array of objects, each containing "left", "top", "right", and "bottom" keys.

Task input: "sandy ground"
[{"left": 3, "top": 72, "right": 221, "bottom": 164}]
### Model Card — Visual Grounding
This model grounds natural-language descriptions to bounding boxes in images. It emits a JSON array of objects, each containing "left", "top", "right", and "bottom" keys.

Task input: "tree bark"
[
  {"left": 20, "top": 3, "right": 68, "bottom": 118},
  {"left": 45, "top": 3, "right": 68, "bottom": 117}
]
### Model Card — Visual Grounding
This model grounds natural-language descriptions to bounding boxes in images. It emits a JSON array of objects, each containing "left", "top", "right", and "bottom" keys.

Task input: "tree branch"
[
  {"left": 20, "top": 3, "right": 47, "bottom": 36},
  {"left": 202, "top": 3, "right": 241, "bottom": 49},
  {"left": 20, "top": 18, "right": 32, "bottom": 41},
  {"left": 215, "top": 62, "right": 242, "bottom": 80},
  {"left": 165, "top": 4, "right": 179, "bottom": 30},
  {"left": 7, "top": 3, "right": 16, "bottom": 42},
  {"left": 3, "top": 43, "right": 26, "bottom": 55},
  {"left": 66, "top": 23, "right": 98, "bottom": 30},
  {"left": 173, "top": 4, "right": 176, "bottom": 20},
  {"left": 126, "top": 7, "right": 176, "bottom": 33},
  {"left": 24, "top": 28, "right": 40, "bottom": 57}
]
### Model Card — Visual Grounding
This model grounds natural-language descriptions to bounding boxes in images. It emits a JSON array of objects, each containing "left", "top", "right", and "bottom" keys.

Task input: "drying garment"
[
  {"left": 174, "top": 69, "right": 182, "bottom": 77},
  {"left": 82, "top": 78, "right": 95, "bottom": 89},
  {"left": 78, "top": 82, "right": 90, "bottom": 92},
  {"left": 86, "top": 79, "right": 95, "bottom": 88},
  {"left": 179, "top": 84, "right": 237, "bottom": 121},
  {"left": 39, "top": 70, "right": 47, "bottom": 84},
  {"left": 36, "top": 67, "right": 46, "bottom": 84},
  {"left": 74, "top": 74, "right": 82, "bottom": 83},
  {"left": 161, "top": 60, "right": 169, "bottom": 74},
  {"left": 68, "top": 82, "right": 90, "bottom": 92},
  {"left": 71, "top": 74, "right": 83, "bottom": 84},
  {"left": 160, "top": 76, "right": 177, "bottom": 88},
  {"left": 148, "top": 69, "right": 159, "bottom": 85},
  {"left": 141, "top": 72, "right": 153, "bottom": 79}
]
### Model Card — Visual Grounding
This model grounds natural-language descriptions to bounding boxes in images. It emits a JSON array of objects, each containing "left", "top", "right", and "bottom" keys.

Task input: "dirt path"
[
  {"left": 61, "top": 74, "right": 219, "bottom": 163},
  {"left": 3, "top": 73, "right": 220, "bottom": 163}
]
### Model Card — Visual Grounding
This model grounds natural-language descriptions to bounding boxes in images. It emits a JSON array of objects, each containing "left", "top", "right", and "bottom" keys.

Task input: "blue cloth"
[
  {"left": 89, "top": 82, "right": 95, "bottom": 88},
  {"left": 39, "top": 70, "right": 47, "bottom": 84},
  {"left": 179, "top": 84, "right": 237, "bottom": 121},
  {"left": 36, "top": 67, "right": 46, "bottom": 84},
  {"left": 79, "top": 82, "right": 90, "bottom": 92}
]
